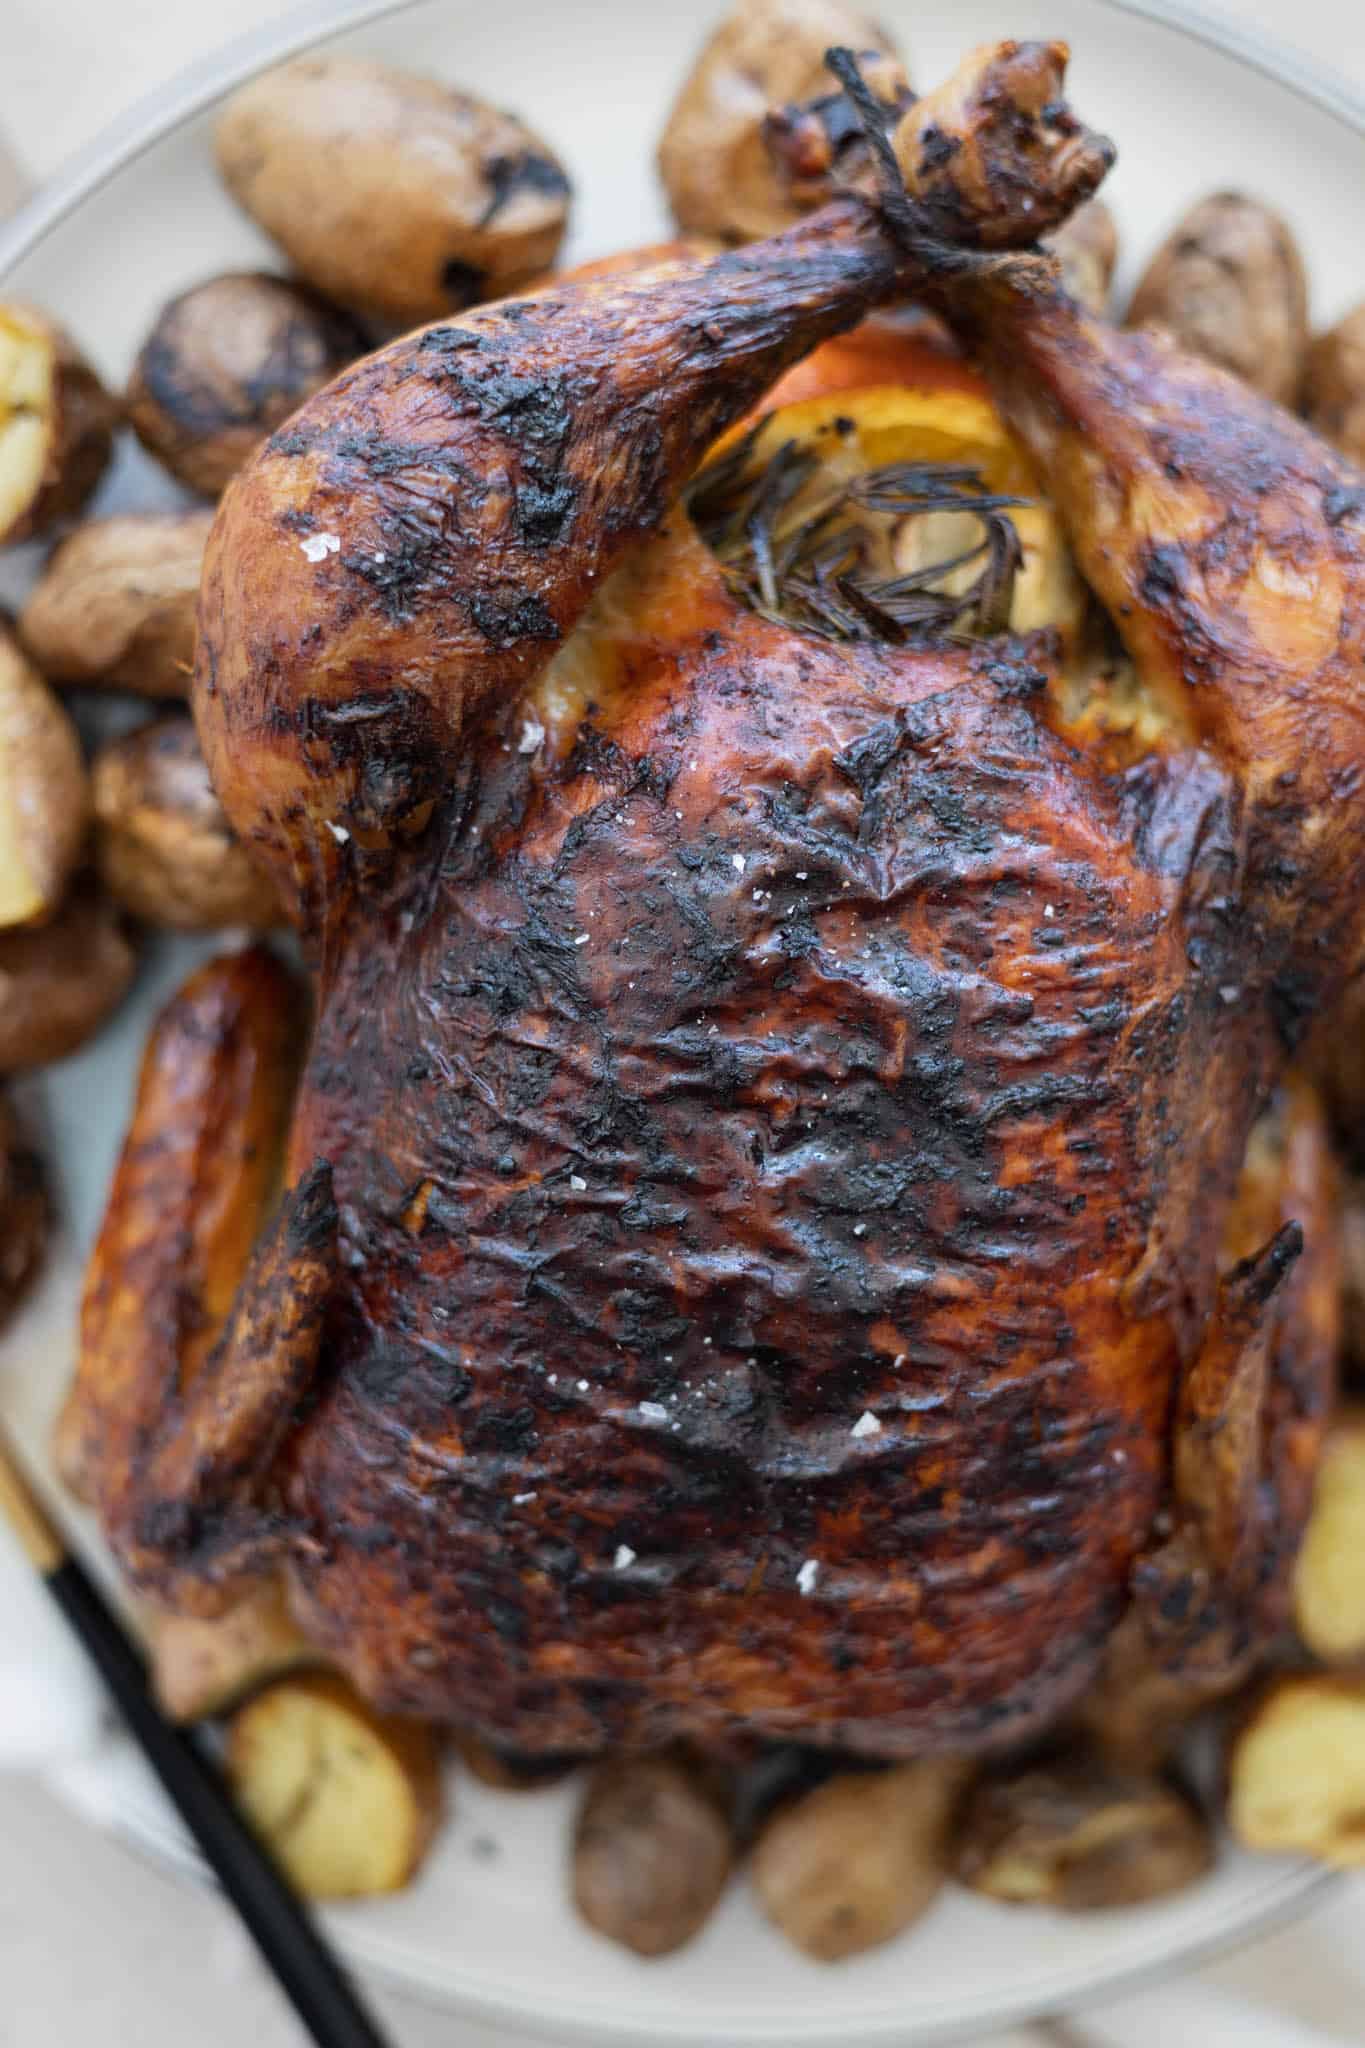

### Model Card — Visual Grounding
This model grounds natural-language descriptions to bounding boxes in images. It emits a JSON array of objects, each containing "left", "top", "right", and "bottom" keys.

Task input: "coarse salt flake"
[
  {"left": 851, "top": 1410, "right": 881, "bottom": 1439},
  {"left": 796, "top": 1558, "right": 820, "bottom": 1596},
  {"left": 512, "top": 1490, "right": 537, "bottom": 1504},
  {"left": 732, "top": 854, "right": 746, "bottom": 873},
  {"left": 325, "top": 820, "right": 350, "bottom": 844},
  {"left": 614, "top": 1544, "right": 636, "bottom": 1570},
  {"left": 638, "top": 1401, "right": 669, "bottom": 1423},
  {"left": 577, "top": 1379, "right": 589, "bottom": 1392},
  {"left": 569, "top": 1174, "right": 587, "bottom": 1191},
  {"left": 573, "top": 932, "right": 591, "bottom": 946},
  {"left": 299, "top": 532, "right": 340, "bottom": 562},
  {"left": 1044, "top": 903, "right": 1056, "bottom": 919},
  {"left": 517, "top": 717, "right": 545, "bottom": 754}
]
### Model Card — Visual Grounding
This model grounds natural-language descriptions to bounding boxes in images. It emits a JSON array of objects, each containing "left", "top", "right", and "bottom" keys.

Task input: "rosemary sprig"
[{"left": 685, "top": 422, "right": 1031, "bottom": 647}]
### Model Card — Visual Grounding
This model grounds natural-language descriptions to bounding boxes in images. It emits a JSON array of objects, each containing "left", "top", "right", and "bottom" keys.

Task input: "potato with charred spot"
[
  {"left": 953, "top": 1750, "right": 1214, "bottom": 1910},
  {"left": 0, "top": 302, "right": 116, "bottom": 547},
  {"left": 0, "top": 888, "right": 134, "bottom": 1073},
  {"left": 658, "top": 0, "right": 908, "bottom": 245},
  {"left": 215, "top": 57, "right": 570, "bottom": 326},
  {"left": 1127, "top": 192, "right": 1308, "bottom": 405},
  {"left": 93, "top": 717, "right": 282, "bottom": 931},
  {"left": 19, "top": 511, "right": 212, "bottom": 698},
  {"left": 0, "top": 625, "right": 88, "bottom": 931},
  {"left": 127, "top": 273, "right": 368, "bottom": 497}
]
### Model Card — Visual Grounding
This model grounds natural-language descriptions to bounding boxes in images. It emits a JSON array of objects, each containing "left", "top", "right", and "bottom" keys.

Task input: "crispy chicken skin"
[{"left": 70, "top": 41, "right": 1362, "bottom": 1756}]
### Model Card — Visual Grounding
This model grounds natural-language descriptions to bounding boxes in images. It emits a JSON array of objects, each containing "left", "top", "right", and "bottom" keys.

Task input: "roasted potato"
[
  {"left": 55, "top": 945, "right": 300, "bottom": 1504},
  {"left": 18, "top": 510, "right": 212, "bottom": 698},
  {"left": 92, "top": 717, "right": 281, "bottom": 930},
  {"left": 1047, "top": 199, "right": 1119, "bottom": 318},
  {"left": 127, "top": 272, "right": 367, "bottom": 497},
  {"left": 0, "top": 302, "right": 116, "bottom": 547},
  {"left": 227, "top": 1672, "right": 443, "bottom": 1898},
  {"left": 1304, "top": 304, "right": 1365, "bottom": 468},
  {"left": 1293, "top": 1407, "right": 1365, "bottom": 1663},
  {"left": 0, "top": 887, "right": 134, "bottom": 1072},
  {"left": 573, "top": 1753, "right": 734, "bottom": 1957},
  {"left": 750, "top": 1761, "right": 963, "bottom": 1962},
  {"left": 149, "top": 1579, "right": 318, "bottom": 1722},
  {"left": 658, "top": 0, "right": 907, "bottom": 244},
  {"left": 0, "top": 1089, "right": 47, "bottom": 1330},
  {"left": 453, "top": 1730, "right": 577, "bottom": 1791},
  {"left": 0, "top": 623, "right": 88, "bottom": 929},
  {"left": 953, "top": 1752, "right": 1213, "bottom": 1910},
  {"left": 1229, "top": 1674, "right": 1365, "bottom": 1866},
  {"left": 215, "top": 57, "right": 570, "bottom": 326},
  {"left": 1127, "top": 192, "right": 1309, "bottom": 405}
]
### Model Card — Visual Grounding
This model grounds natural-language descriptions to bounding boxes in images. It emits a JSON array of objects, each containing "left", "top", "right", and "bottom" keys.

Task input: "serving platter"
[{"left": 0, "top": 0, "right": 1357, "bottom": 2039}]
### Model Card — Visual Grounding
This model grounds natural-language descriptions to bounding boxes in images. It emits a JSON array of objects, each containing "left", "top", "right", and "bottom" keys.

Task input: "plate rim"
[{"left": 1, "top": 0, "right": 1355, "bottom": 2037}]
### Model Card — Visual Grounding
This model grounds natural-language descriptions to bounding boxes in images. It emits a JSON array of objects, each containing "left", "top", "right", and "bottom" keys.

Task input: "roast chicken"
[{"left": 62, "top": 40, "right": 1359, "bottom": 1758}]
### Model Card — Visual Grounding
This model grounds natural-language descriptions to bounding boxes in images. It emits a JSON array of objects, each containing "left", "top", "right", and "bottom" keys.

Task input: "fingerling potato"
[
  {"left": 19, "top": 511, "right": 213, "bottom": 698},
  {"left": 573, "top": 1753, "right": 734, "bottom": 1957},
  {"left": 0, "top": 887, "right": 134, "bottom": 1072},
  {"left": 0, "top": 302, "right": 116, "bottom": 546}
]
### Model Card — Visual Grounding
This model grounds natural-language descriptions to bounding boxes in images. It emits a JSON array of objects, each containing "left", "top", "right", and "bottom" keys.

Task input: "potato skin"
[
  {"left": 1293, "top": 1407, "right": 1365, "bottom": 1663},
  {"left": 0, "top": 623, "right": 88, "bottom": 930},
  {"left": 215, "top": 57, "right": 570, "bottom": 326},
  {"left": 1229, "top": 1673, "right": 1365, "bottom": 1866},
  {"left": 0, "top": 1090, "right": 47, "bottom": 1330},
  {"left": 149, "top": 1579, "right": 318, "bottom": 1722},
  {"left": 1127, "top": 192, "right": 1308, "bottom": 405},
  {"left": 0, "top": 302, "right": 116, "bottom": 546},
  {"left": 93, "top": 717, "right": 281, "bottom": 931},
  {"left": 19, "top": 511, "right": 212, "bottom": 697},
  {"left": 1304, "top": 304, "right": 1365, "bottom": 467},
  {"left": 127, "top": 272, "right": 368, "bottom": 497},
  {"left": 658, "top": 0, "right": 905, "bottom": 245},
  {"left": 953, "top": 1752, "right": 1214, "bottom": 1910},
  {"left": 0, "top": 887, "right": 134, "bottom": 1072},
  {"left": 573, "top": 1754, "right": 734, "bottom": 1957},
  {"left": 1047, "top": 199, "right": 1119, "bottom": 318},
  {"left": 453, "top": 1731, "right": 577, "bottom": 1791},
  {"left": 751, "top": 1762, "right": 963, "bottom": 1961}
]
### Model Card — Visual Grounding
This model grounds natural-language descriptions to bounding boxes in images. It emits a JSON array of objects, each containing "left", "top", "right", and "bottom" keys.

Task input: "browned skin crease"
[{"left": 73, "top": 40, "right": 1361, "bottom": 1757}]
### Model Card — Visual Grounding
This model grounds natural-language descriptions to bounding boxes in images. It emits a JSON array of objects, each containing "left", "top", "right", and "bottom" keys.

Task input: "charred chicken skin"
[{"left": 63, "top": 41, "right": 1361, "bottom": 1758}]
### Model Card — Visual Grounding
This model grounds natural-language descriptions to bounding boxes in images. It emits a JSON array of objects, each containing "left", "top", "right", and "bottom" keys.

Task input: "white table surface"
[{"left": 3, "top": 3, "right": 1365, "bottom": 2044}]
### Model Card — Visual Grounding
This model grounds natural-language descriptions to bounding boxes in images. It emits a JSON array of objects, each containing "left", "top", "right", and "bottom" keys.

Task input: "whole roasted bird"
[{"left": 63, "top": 39, "right": 1358, "bottom": 1759}]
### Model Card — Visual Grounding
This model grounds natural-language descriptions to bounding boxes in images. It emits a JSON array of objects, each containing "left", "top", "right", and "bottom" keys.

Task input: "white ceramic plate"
[{"left": 0, "top": 1, "right": 1356, "bottom": 2039}]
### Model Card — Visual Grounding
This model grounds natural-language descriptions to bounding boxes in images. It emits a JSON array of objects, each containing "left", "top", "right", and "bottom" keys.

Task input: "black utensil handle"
[{"left": 44, "top": 1555, "right": 392, "bottom": 2048}]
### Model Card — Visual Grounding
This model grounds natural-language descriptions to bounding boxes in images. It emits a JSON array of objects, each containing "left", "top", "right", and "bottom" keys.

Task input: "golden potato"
[
  {"left": 1293, "top": 1408, "right": 1365, "bottom": 1663},
  {"left": 1229, "top": 1674, "right": 1365, "bottom": 1866},
  {"left": 1047, "top": 199, "right": 1119, "bottom": 318},
  {"left": 1304, "top": 304, "right": 1365, "bottom": 467},
  {"left": 127, "top": 272, "right": 367, "bottom": 497},
  {"left": 93, "top": 717, "right": 281, "bottom": 930},
  {"left": 0, "top": 623, "right": 88, "bottom": 929},
  {"left": 453, "top": 1730, "right": 577, "bottom": 1791},
  {"left": 1127, "top": 192, "right": 1308, "bottom": 405},
  {"left": 18, "top": 511, "right": 212, "bottom": 698},
  {"left": 573, "top": 1753, "right": 734, "bottom": 1957},
  {"left": 0, "top": 887, "right": 134, "bottom": 1071},
  {"left": 149, "top": 1579, "right": 318, "bottom": 1722},
  {"left": 215, "top": 57, "right": 570, "bottom": 326},
  {"left": 0, "top": 1089, "right": 47, "bottom": 1331},
  {"left": 658, "top": 0, "right": 907, "bottom": 245},
  {"left": 750, "top": 1761, "right": 963, "bottom": 1962},
  {"left": 227, "top": 1672, "right": 443, "bottom": 1899},
  {"left": 0, "top": 302, "right": 115, "bottom": 547},
  {"left": 953, "top": 1752, "right": 1213, "bottom": 1910}
]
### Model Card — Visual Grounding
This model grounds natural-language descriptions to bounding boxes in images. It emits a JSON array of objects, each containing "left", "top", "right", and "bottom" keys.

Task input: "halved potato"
[
  {"left": 227, "top": 1673, "right": 443, "bottom": 1899},
  {"left": 0, "top": 303, "right": 115, "bottom": 546},
  {"left": 1229, "top": 1675, "right": 1365, "bottom": 1866},
  {"left": 0, "top": 624, "right": 88, "bottom": 929},
  {"left": 1293, "top": 1408, "right": 1365, "bottom": 1663}
]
